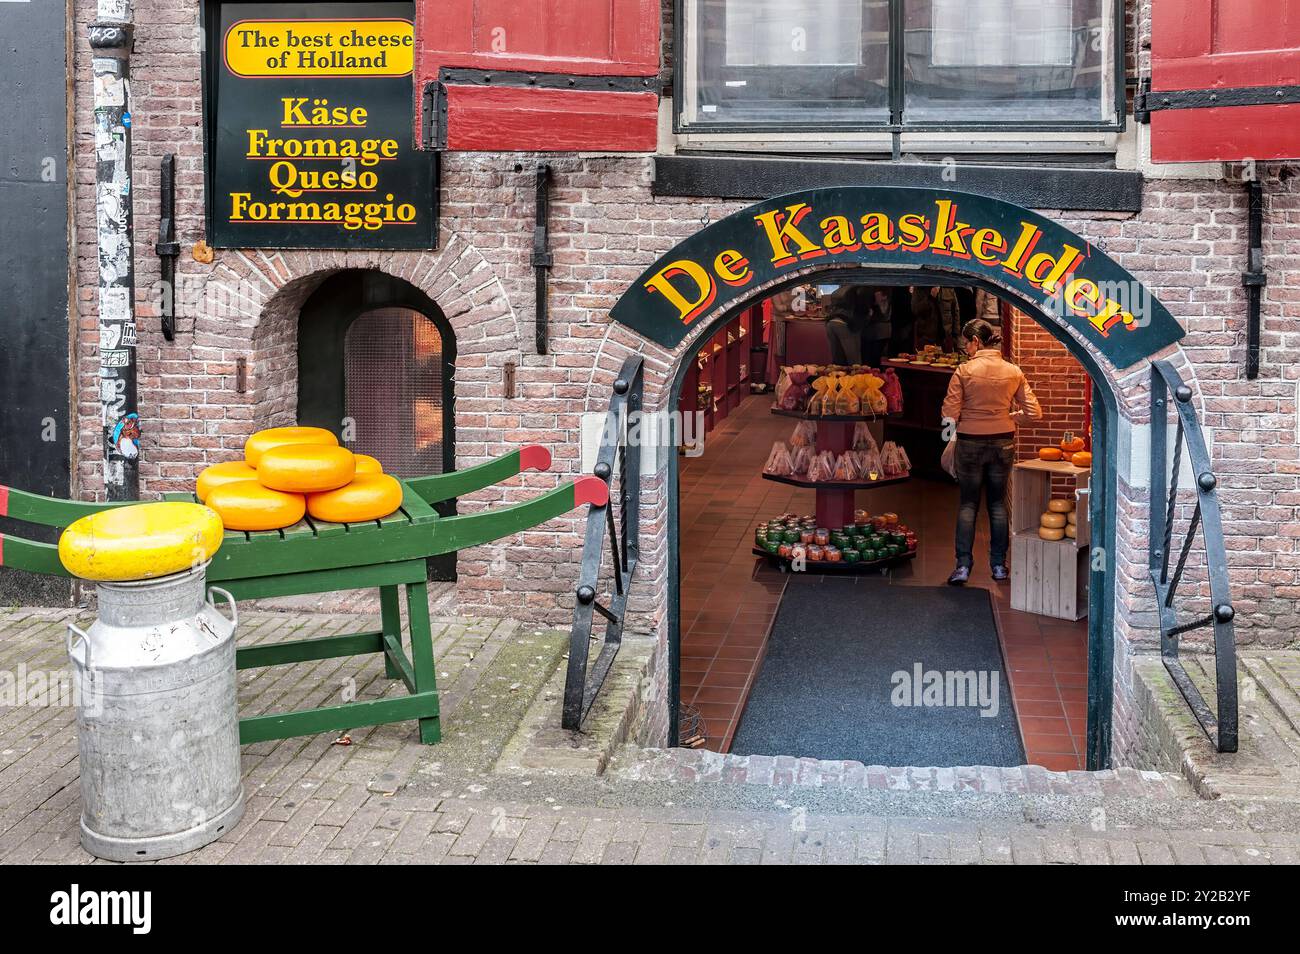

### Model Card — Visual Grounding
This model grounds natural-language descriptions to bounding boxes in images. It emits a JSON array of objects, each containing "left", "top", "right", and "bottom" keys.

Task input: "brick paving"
[{"left": 1, "top": 607, "right": 1298, "bottom": 865}]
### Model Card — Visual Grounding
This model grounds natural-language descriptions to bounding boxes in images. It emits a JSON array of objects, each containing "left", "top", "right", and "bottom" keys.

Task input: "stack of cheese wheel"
[
  {"left": 195, "top": 425, "right": 402, "bottom": 531},
  {"left": 1039, "top": 497, "right": 1075, "bottom": 541}
]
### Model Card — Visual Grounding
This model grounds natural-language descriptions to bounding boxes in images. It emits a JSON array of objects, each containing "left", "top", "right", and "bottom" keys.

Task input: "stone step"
[{"left": 610, "top": 746, "right": 1193, "bottom": 800}]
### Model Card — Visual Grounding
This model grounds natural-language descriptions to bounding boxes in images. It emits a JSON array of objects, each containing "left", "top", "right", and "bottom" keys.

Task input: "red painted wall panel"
[
  {"left": 1151, "top": 0, "right": 1300, "bottom": 160},
  {"left": 416, "top": 0, "right": 660, "bottom": 151},
  {"left": 442, "top": 86, "right": 658, "bottom": 151}
]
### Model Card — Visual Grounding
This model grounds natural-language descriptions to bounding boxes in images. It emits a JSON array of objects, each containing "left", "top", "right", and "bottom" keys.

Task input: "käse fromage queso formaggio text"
[
  {"left": 228, "top": 97, "right": 417, "bottom": 232},
  {"left": 644, "top": 199, "right": 1144, "bottom": 339}
]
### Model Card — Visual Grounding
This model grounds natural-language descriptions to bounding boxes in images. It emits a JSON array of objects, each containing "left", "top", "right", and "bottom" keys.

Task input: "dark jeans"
[{"left": 954, "top": 436, "right": 1015, "bottom": 569}]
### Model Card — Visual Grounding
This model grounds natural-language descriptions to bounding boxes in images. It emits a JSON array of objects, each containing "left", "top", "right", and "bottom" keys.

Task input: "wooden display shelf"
[
  {"left": 770, "top": 407, "right": 899, "bottom": 423},
  {"left": 761, "top": 472, "right": 911, "bottom": 491},
  {"left": 752, "top": 546, "right": 916, "bottom": 574},
  {"left": 882, "top": 358, "right": 959, "bottom": 375},
  {"left": 1010, "top": 458, "right": 1091, "bottom": 620}
]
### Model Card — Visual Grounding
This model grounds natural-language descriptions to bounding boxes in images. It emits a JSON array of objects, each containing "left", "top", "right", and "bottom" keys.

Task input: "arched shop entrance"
[
  {"left": 609, "top": 187, "right": 1186, "bottom": 771},
  {"left": 298, "top": 270, "right": 458, "bottom": 579}
]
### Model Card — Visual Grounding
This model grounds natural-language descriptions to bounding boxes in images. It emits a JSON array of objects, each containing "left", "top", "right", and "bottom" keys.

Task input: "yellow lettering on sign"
[
  {"left": 644, "top": 260, "right": 717, "bottom": 326},
  {"left": 224, "top": 19, "right": 414, "bottom": 78}
]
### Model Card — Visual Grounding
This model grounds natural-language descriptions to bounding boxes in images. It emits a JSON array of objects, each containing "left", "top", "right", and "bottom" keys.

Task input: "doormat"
[{"left": 729, "top": 577, "right": 1025, "bottom": 767}]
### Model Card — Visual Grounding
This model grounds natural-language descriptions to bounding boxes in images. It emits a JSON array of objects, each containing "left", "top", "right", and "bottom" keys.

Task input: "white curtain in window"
[
  {"left": 725, "top": 0, "right": 863, "bottom": 67},
  {"left": 930, "top": 0, "right": 1074, "bottom": 68}
]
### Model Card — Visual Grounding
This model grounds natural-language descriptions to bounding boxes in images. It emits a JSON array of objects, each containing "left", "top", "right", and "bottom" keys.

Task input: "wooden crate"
[
  {"left": 1009, "top": 459, "right": 1091, "bottom": 620},
  {"left": 1010, "top": 533, "right": 1089, "bottom": 620}
]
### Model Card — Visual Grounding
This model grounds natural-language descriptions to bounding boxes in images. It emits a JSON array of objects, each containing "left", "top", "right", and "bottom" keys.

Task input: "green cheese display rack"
[{"left": 0, "top": 445, "right": 606, "bottom": 745}]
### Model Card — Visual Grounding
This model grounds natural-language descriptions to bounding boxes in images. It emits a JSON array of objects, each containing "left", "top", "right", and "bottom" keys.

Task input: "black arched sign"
[{"left": 611, "top": 187, "right": 1183, "bottom": 370}]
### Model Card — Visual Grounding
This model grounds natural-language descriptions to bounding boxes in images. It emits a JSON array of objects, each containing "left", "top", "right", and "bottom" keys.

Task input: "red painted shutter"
[
  {"left": 1150, "top": 0, "right": 1300, "bottom": 161},
  {"left": 416, "top": 0, "right": 660, "bottom": 151}
]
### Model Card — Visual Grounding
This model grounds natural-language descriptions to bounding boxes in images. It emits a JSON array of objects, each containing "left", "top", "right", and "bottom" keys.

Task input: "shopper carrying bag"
[{"left": 940, "top": 319, "right": 1042, "bottom": 586}]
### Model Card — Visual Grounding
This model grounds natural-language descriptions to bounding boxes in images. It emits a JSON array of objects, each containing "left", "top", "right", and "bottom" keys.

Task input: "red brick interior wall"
[{"left": 1009, "top": 307, "right": 1091, "bottom": 459}]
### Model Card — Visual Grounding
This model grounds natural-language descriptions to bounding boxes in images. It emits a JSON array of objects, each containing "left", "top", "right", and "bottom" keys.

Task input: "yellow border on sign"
[{"left": 224, "top": 18, "right": 414, "bottom": 78}]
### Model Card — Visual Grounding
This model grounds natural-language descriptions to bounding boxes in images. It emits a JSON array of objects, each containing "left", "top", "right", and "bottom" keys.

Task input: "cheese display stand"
[
  {"left": 1010, "top": 458, "right": 1091, "bottom": 620},
  {"left": 762, "top": 405, "right": 907, "bottom": 528},
  {"left": 0, "top": 442, "right": 607, "bottom": 745}
]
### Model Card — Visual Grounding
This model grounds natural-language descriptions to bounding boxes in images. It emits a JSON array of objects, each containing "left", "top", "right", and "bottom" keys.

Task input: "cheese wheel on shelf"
[
  {"left": 1064, "top": 524, "right": 1077, "bottom": 539},
  {"left": 353, "top": 454, "right": 383, "bottom": 475},
  {"left": 1038, "top": 447, "right": 1063, "bottom": 461},
  {"left": 1067, "top": 510, "right": 1078, "bottom": 526},
  {"left": 196, "top": 460, "right": 258, "bottom": 502},
  {"left": 1071, "top": 451, "right": 1093, "bottom": 468},
  {"left": 1038, "top": 526, "right": 1066, "bottom": 541},
  {"left": 1047, "top": 498, "right": 1074, "bottom": 514},
  {"left": 257, "top": 444, "right": 355, "bottom": 493},
  {"left": 1040, "top": 512, "right": 1067, "bottom": 530},
  {"left": 307, "top": 473, "right": 403, "bottom": 524},
  {"left": 244, "top": 426, "right": 338, "bottom": 467},
  {"left": 206, "top": 480, "right": 306, "bottom": 531},
  {"left": 58, "top": 502, "right": 224, "bottom": 582}
]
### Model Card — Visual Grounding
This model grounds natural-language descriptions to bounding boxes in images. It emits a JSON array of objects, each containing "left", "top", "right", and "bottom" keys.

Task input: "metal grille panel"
[{"left": 344, "top": 308, "right": 444, "bottom": 479}]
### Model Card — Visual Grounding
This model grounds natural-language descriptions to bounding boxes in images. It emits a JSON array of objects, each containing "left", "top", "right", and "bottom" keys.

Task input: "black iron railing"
[
  {"left": 1149, "top": 360, "right": 1238, "bottom": 753},
  {"left": 563, "top": 355, "right": 643, "bottom": 730}
]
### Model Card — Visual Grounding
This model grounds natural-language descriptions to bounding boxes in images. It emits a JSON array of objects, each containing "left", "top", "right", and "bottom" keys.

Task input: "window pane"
[
  {"left": 684, "top": 0, "right": 890, "bottom": 126},
  {"left": 904, "top": 0, "right": 1116, "bottom": 123}
]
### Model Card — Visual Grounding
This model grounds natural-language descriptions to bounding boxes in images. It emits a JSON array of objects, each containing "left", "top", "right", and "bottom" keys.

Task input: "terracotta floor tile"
[{"left": 678, "top": 392, "right": 1092, "bottom": 764}]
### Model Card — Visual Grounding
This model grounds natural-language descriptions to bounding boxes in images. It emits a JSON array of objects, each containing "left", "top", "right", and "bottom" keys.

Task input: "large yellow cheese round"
[
  {"left": 257, "top": 444, "right": 356, "bottom": 493},
  {"left": 206, "top": 480, "right": 306, "bottom": 531},
  {"left": 1067, "top": 510, "right": 1078, "bottom": 526},
  {"left": 58, "top": 502, "right": 224, "bottom": 582},
  {"left": 307, "top": 473, "right": 403, "bottom": 524},
  {"left": 1040, "top": 512, "right": 1067, "bottom": 530},
  {"left": 1064, "top": 523, "right": 1077, "bottom": 539},
  {"left": 196, "top": 460, "right": 258, "bottom": 502},
  {"left": 244, "top": 426, "right": 338, "bottom": 468},
  {"left": 353, "top": 454, "right": 383, "bottom": 475},
  {"left": 1047, "top": 498, "right": 1075, "bottom": 514},
  {"left": 1038, "top": 526, "right": 1066, "bottom": 541}
]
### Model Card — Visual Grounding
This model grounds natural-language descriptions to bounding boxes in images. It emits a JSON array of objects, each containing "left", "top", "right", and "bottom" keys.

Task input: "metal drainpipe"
[
  {"left": 1243, "top": 179, "right": 1266, "bottom": 380},
  {"left": 89, "top": 1, "right": 139, "bottom": 501}
]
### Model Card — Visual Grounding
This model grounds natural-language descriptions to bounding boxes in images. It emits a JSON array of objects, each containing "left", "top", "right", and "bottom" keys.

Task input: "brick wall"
[
  {"left": 64, "top": 0, "right": 1300, "bottom": 749},
  {"left": 1010, "top": 305, "right": 1092, "bottom": 459}
]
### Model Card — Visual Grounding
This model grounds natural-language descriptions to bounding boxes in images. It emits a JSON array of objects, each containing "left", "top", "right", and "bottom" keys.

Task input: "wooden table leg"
[
  {"left": 405, "top": 580, "right": 442, "bottom": 744},
  {"left": 380, "top": 584, "right": 402, "bottom": 680}
]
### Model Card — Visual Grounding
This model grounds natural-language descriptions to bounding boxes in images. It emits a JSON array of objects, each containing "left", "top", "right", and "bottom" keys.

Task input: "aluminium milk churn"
[{"left": 67, "top": 564, "right": 244, "bottom": 861}]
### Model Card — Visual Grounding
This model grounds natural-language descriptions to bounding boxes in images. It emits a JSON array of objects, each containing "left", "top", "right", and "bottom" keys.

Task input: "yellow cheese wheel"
[
  {"left": 1064, "top": 523, "right": 1077, "bottom": 539},
  {"left": 1040, "top": 512, "right": 1067, "bottom": 530},
  {"left": 1047, "top": 498, "right": 1075, "bottom": 514},
  {"left": 1038, "top": 447, "right": 1063, "bottom": 461},
  {"left": 58, "top": 502, "right": 224, "bottom": 582},
  {"left": 257, "top": 444, "right": 356, "bottom": 493},
  {"left": 244, "top": 426, "right": 338, "bottom": 467},
  {"left": 206, "top": 480, "right": 306, "bottom": 531},
  {"left": 307, "top": 473, "right": 403, "bottom": 524},
  {"left": 1038, "top": 526, "right": 1066, "bottom": 541},
  {"left": 196, "top": 460, "right": 258, "bottom": 502},
  {"left": 1067, "top": 510, "right": 1078, "bottom": 526},
  {"left": 1071, "top": 451, "right": 1093, "bottom": 468},
  {"left": 354, "top": 454, "right": 383, "bottom": 475}
]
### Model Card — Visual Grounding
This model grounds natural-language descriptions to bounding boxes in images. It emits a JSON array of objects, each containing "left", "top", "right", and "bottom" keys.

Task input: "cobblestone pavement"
[{"left": 2, "top": 608, "right": 1298, "bottom": 865}]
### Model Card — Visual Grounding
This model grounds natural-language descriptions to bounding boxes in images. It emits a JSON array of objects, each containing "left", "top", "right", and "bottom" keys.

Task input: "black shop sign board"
[{"left": 205, "top": 1, "right": 436, "bottom": 249}]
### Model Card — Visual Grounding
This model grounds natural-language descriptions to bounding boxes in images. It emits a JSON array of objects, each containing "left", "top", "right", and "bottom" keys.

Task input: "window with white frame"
[{"left": 679, "top": 0, "right": 1119, "bottom": 130}]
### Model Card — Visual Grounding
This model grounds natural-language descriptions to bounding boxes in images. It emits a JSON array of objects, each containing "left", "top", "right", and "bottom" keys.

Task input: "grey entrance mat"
[{"left": 729, "top": 577, "right": 1025, "bottom": 766}]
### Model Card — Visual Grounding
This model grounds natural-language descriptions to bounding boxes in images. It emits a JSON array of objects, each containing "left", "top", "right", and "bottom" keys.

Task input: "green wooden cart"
[{"left": 0, "top": 445, "right": 605, "bottom": 745}]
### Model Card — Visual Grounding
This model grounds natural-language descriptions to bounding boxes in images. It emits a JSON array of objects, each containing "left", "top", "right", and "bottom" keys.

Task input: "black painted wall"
[{"left": 0, "top": 1, "right": 72, "bottom": 604}]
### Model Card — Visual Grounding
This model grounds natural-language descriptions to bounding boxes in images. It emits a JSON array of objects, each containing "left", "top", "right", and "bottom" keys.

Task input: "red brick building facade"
[{"left": 64, "top": 0, "right": 1300, "bottom": 763}]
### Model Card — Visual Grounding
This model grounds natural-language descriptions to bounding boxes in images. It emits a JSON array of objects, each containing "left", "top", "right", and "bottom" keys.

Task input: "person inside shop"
[
  {"left": 824, "top": 284, "right": 869, "bottom": 365},
  {"left": 864, "top": 287, "right": 895, "bottom": 367},
  {"left": 911, "top": 285, "right": 961, "bottom": 351},
  {"left": 941, "top": 318, "right": 1042, "bottom": 586}
]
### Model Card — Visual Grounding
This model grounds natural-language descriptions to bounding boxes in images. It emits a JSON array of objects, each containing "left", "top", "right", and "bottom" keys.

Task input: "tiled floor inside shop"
[{"left": 679, "top": 394, "right": 1090, "bottom": 771}]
